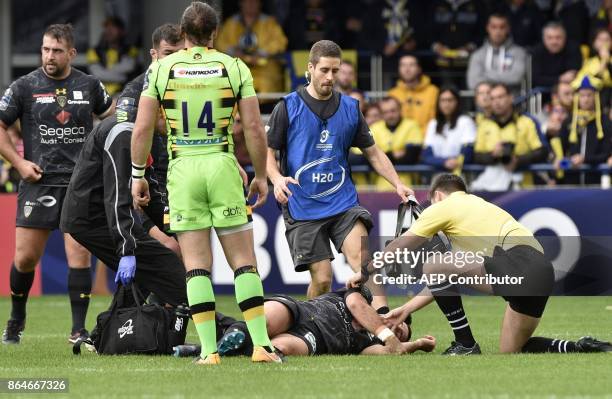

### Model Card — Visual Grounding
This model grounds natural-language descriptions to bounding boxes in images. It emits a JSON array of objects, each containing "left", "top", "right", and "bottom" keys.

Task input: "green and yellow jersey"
[{"left": 142, "top": 46, "right": 256, "bottom": 158}]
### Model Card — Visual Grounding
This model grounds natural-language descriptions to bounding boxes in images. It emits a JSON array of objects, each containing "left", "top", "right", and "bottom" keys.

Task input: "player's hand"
[
  {"left": 395, "top": 183, "right": 413, "bottom": 203},
  {"left": 346, "top": 271, "right": 365, "bottom": 289},
  {"left": 238, "top": 164, "right": 248, "bottom": 188},
  {"left": 272, "top": 176, "right": 299, "bottom": 204},
  {"left": 131, "top": 178, "right": 150, "bottom": 209},
  {"left": 16, "top": 159, "right": 42, "bottom": 183},
  {"left": 384, "top": 305, "right": 411, "bottom": 331},
  {"left": 415, "top": 335, "right": 436, "bottom": 352},
  {"left": 384, "top": 335, "right": 403, "bottom": 355},
  {"left": 115, "top": 255, "right": 136, "bottom": 285},
  {"left": 248, "top": 176, "right": 268, "bottom": 209}
]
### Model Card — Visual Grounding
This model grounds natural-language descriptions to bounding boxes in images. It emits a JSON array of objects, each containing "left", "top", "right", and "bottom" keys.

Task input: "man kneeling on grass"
[
  {"left": 176, "top": 287, "right": 435, "bottom": 357},
  {"left": 349, "top": 173, "right": 612, "bottom": 355}
]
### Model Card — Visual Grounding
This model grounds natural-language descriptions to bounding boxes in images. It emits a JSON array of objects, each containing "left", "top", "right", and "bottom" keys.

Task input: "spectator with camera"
[{"left": 472, "top": 83, "right": 547, "bottom": 190}]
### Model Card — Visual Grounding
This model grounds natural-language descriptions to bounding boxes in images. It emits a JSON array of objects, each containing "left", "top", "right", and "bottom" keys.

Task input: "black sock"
[
  {"left": 428, "top": 280, "right": 476, "bottom": 347},
  {"left": 522, "top": 337, "right": 578, "bottom": 353},
  {"left": 68, "top": 268, "right": 92, "bottom": 332},
  {"left": 10, "top": 263, "right": 35, "bottom": 321}
]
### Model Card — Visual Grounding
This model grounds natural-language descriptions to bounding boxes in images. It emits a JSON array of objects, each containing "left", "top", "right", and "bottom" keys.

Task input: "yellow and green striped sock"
[
  {"left": 234, "top": 266, "right": 272, "bottom": 349},
  {"left": 186, "top": 269, "right": 217, "bottom": 357}
]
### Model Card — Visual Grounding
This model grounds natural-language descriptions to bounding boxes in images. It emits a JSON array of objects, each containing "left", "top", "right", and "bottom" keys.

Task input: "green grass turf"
[{"left": 1, "top": 295, "right": 611, "bottom": 399}]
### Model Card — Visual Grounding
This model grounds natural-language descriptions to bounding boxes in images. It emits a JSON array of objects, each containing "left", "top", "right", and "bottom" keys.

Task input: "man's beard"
[
  {"left": 315, "top": 83, "right": 333, "bottom": 97},
  {"left": 43, "top": 63, "right": 67, "bottom": 77}
]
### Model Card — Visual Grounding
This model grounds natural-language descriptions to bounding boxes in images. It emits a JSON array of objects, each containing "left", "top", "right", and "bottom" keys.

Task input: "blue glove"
[{"left": 115, "top": 255, "right": 136, "bottom": 285}]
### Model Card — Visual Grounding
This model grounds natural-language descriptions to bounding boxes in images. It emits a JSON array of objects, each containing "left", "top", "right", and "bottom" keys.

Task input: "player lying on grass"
[
  {"left": 349, "top": 173, "right": 612, "bottom": 355},
  {"left": 176, "top": 287, "right": 436, "bottom": 357}
]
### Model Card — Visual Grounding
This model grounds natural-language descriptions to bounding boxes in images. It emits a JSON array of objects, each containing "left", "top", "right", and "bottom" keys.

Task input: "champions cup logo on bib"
[
  {"left": 294, "top": 156, "right": 346, "bottom": 199},
  {"left": 174, "top": 66, "right": 222, "bottom": 79}
]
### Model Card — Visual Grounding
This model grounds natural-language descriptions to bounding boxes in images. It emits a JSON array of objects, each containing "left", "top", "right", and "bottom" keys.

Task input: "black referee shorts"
[
  {"left": 283, "top": 205, "right": 373, "bottom": 272},
  {"left": 70, "top": 225, "right": 187, "bottom": 306},
  {"left": 484, "top": 245, "right": 554, "bottom": 318}
]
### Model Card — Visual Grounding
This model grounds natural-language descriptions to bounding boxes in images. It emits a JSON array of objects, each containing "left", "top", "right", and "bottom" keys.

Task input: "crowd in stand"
[
  {"left": 3, "top": 0, "right": 612, "bottom": 191},
  {"left": 214, "top": 0, "right": 612, "bottom": 189}
]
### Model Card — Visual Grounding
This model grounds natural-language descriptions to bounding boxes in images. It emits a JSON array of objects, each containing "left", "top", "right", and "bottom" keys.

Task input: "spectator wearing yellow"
[
  {"left": 557, "top": 75, "right": 612, "bottom": 185},
  {"left": 87, "top": 16, "right": 139, "bottom": 96},
  {"left": 370, "top": 97, "right": 422, "bottom": 190},
  {"left": 422, "top": 87, "right": 476, "bottom": 174},
  {"left": 216, "top": 0, "right": 288, "bottom": 94},
  {"left": 575, "top": 28, "right": 612, "bottom": 89},
  {"left": 472, "top": 84, "right": 547, "bottom": 189},
  {"left": 388, "top": 55, "right": 439, "bottom": 134}
]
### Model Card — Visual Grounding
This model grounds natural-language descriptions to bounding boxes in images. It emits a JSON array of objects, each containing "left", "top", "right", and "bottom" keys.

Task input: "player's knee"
[
  {"left": 14, "top": 252, "right": 40, "bottom": 272},
  {"left": 422, "top": 260, "right": 443, "bottom": 277},
  {"left": 310, "top": 277, "right": 332, "bottom": 296}
]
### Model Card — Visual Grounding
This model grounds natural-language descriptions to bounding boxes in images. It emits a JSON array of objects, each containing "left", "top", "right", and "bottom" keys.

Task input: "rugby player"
[
  {"left": 177, "top": 288, "right": 436, "bottom": 357},
  {"left": 0, "top": 24, "right": 113, "bottom": 344},
  {"left": 148, "top": 23, "right": 183, "bottom": 204},
  {"left": 60, "top": 77, "right": 187, "bottom": 314},
  {"left": 131, "top": 2, "right": 280, "bottom": 365},
  {"left": 351, "top": 173, "right": 612, "bottom": 355},
  {"left": 266, "top": 40, "right": 412, "bottom": 312}
]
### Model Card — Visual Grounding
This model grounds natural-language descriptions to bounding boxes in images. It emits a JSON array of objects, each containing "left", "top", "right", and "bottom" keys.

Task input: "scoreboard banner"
[{"left": 0, "top": 189, "right": 611, "bottom": 296}]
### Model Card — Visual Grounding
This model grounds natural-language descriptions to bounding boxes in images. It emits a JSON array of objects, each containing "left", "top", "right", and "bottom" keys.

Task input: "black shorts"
[
  {"left": 70, "top": 225, "right": 187, "bottom": 306},
  {"left": 283, "top": 205, "right": 373, "bottom": 272},
  {"left": 484, "top": 245, "right": 554, "bottom": 318},
  {"left": 16, "top": 182, "right": 67, "bottom": 229},
  {"left": 264, "top": 295, "right": 326, "bottom": 355}
]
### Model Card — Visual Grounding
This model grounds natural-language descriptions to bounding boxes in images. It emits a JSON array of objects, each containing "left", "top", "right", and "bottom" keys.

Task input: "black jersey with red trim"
[{"left": 0, "top": 67, "right": 112, "bottom": 186}]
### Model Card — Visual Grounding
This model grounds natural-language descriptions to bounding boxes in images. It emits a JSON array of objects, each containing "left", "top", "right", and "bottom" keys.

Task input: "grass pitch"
[{"left": 1, "top": 295, "right": 611, "bottom": 399}]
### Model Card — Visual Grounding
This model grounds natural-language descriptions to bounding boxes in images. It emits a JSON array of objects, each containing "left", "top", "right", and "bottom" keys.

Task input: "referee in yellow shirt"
[{"left": 350, "top": 174, "right": 612, "bottom": 355}]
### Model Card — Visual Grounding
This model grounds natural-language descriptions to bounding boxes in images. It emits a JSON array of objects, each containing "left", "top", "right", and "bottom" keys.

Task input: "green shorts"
[{"left": 167, "top": 154, "right": 250, "bottom": 232}]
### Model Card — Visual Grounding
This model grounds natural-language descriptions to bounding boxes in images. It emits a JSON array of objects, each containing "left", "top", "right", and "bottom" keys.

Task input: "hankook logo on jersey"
[
  {"left": 36, "top": 195, "right": 57, "bottom": 207},
  {"left": 175, "top": 67, "right": 222, "bottom": 79}
]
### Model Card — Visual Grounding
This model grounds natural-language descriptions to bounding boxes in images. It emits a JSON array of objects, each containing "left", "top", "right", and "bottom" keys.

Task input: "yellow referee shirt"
[{"left": 409, "top": 191, "right": 543, "bottom": 256}]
